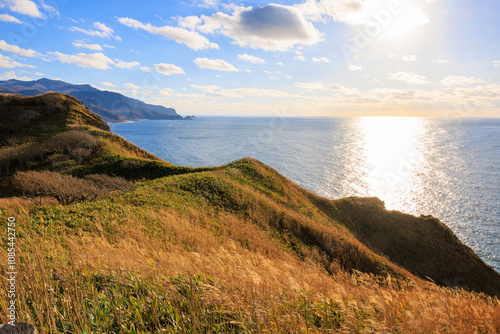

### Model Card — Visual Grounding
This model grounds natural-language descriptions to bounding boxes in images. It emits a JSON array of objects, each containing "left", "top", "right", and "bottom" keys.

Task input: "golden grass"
[{"left": 1, "top": 199, "right": 498, "bottom": 333}]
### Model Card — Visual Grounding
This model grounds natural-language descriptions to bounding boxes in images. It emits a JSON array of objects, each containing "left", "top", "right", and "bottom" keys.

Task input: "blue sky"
[{"left": 0, "top": 0, "right": 499, "bottom": 117}]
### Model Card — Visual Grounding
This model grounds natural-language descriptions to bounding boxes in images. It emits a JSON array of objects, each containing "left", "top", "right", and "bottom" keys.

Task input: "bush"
[
  {"left": 12, "top": 171, "right": 134, "bottom": 205},
  {"left": 84, "top": 174, "right": 134, "bottom": 192},
  {"left": 45, "top": 130, "right": 99, "bottom": 153}
]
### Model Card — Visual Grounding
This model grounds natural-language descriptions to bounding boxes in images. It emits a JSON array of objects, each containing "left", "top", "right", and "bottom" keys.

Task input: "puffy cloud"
[
  {"left": 48, "top": 51, "right": 115, "bottom": 69},
  {"left": 144, "top": 63, "right": 185, "bottom": 75},
  {"left": 117, "top": 17, "right": 218, "bottom": 50},
  {"left": 0, "top": 53, "right": 35, "bottom": 68},
  {"left": 0, "top": 0, "right": 41, "bottom": 18},
  {"left": 100, "top": 82, "right": 116, "bottom": 87},
  {"left": 0, "top": 70, "right": 32, "bottom": 80},
  {"left": 294, "top": 82, "right": 324, "bottom": 90},
  {"left": 0, "top": 40, "right": 41, "bottom": 57},
  {"left": 348, "top": 64, "right": 364, "bottom": 71},
  {"left": 194, "top": 57, "right": 238, "bottom": 72},
  {"left": 70, "top": 22, "right": 121, "bottom": 40},
  {"left": 389, "top": 71, "right": 428, "bottom": 84},
  {"left": 440, "top": 75, "right": 482, "bottom": 87},
  {"left": 313, "top": 56, "right": 330, "bottom": 63},
  {"left": 72, "top": 41, "right": 103, "bottom": 51},
  {"left": 238, "top": 53, "right": 265, "bottom": 64},
  {"left": 198, "top": 4, "right": 322, "bottom": 51},
  {"left": 0, "top": 13, "right": 22, "bottom": 23},
  {"left": 494, "top": 60, "right": 500, "bottom": 68},
  {"left": 114, "top": 59, "right": 140, "bottom": 69},
  {"left": 123, "top": 82, "right": 139, "bottom": 89}
]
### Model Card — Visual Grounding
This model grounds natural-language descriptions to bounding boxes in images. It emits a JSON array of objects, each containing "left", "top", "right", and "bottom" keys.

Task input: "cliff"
[{"left": 0, "top": 93, "right": 498, "bottom": 333}]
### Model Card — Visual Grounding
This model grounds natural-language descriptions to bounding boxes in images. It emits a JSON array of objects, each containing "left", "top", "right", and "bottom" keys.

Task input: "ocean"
[{"left": 110, "top": 117, "right": 500, "bottom": 273}]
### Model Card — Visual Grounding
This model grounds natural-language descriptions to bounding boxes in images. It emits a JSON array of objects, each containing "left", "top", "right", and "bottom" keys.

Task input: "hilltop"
[
  {"left": 0, "top": 78, "right": 185, "bottom": 122},
  {"left": 0, "top": 93, "right": 499, "bottom": 333}
]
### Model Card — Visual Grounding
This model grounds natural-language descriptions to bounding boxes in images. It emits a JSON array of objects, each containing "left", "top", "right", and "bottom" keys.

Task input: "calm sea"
[{"left": 110, "top": 117, "right": 500, "bottom": 273}]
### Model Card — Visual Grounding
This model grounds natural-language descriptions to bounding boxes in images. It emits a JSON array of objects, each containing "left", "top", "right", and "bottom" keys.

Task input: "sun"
[{"left": 383, "top": 3, "right": 429, "bottom": 39}]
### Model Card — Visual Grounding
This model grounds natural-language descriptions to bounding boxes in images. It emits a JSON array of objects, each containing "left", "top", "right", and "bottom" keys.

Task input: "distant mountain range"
[{"left": 0, "top": 78, "right": 187, "bottom": 122}]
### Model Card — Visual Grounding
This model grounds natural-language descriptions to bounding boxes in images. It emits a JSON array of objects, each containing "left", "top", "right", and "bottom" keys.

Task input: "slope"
[
  {"left": 0, "top": 78, "right": 183, "bottom": 122},
  {"left": 0, "top": 93, "right": 498, "bottom": 333},
  {"left": 0, "top": 93, "right": 206, "bottom": 197}
]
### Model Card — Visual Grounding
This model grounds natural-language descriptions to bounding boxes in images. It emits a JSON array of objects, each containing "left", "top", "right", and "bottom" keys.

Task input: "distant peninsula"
[{"left": 0, "top": 78, "right": 188, "bottom": 122}]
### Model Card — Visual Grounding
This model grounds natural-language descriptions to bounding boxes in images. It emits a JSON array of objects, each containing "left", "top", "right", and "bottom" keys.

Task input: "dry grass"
[{"left": 0, "top": 165, "right": 498, "bottom": 333}]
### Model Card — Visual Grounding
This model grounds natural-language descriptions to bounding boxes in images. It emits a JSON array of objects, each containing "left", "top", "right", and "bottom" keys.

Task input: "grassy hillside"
[
  {"left": 0, "top": 93, "right": 499, "bottom": 333},
  {"left": 0, "top": 93, "right": 208, "bottom": 196}
]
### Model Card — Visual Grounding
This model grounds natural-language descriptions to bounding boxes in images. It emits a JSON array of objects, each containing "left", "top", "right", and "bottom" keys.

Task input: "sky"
[{"left": 0, "top": 0, "right": 500, "bottom": 117}]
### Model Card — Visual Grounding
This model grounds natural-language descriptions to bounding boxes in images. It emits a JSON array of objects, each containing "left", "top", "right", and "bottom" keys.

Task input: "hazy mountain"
[{"left": 0, "top": 78, "right": 184, "bottom": 122}]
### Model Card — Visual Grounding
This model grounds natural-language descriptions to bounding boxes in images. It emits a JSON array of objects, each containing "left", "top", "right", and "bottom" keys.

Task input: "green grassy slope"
[
  {"left": 0, "top": 93, "right": 209, "bottom": 196},
  {"left": 0, "top": 93, "right": 499, "bottom": 333}
]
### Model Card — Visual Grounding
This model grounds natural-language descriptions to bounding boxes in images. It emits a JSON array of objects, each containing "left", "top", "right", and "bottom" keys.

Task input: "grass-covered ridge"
[
  {"left": 0, "top": 93, "right": 210, "bottom": 197},
  {"left": 0, "top": 93, "right": 499, "bottom": 333}
]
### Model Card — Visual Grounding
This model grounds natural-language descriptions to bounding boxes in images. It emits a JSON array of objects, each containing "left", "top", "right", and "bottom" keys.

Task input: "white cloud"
[
  {"left": 0, "top": 0, "right": 42, "bottom": 18},
  {"left": 494, "top": 60, "right": 500, "bottom": 68},
  {"left": 312, "top": 56, "right": 330, "bottom": 63},
  {"left": 114, "top": 59, "right": 140, "bottom": 69},
  {"left": 197, "top": 4, "right": 322, "bottom": 51},
  {"left": 48, "top": 51, "right": 115, "bottom": 69},
  {"left": 0, "top": 13, "right": 22, "bottom": 23},
  {"left": 177, "top": 15, "right": 203, "bottom": 30},
  {"left": 389, "top": 71, "right": 428, "bottom": 84},
  {"left": 190, "top": 84, "right": 289, "bottom": 98},
  {"left": 70, "top": 22, "right": 120, "bottom": 40},
  {"left": 434, "top": 58, "right": 449, "bottom": 64},
  {"left": 328, "top": 84, "right": 346, "bottom": 90},
  {"left": 144, "top": 63, "right": 185, "bottom": 75},
  {"left": 402, "top": 54, "right": 417, "bottom": 62},
  {"left": 348, "top": 64, "right": 364, "bottom": 71},
  {"left": 40, "top": 0, "right": 58, "bottom": 16},
  {"left": 238, "top": 53, "right": 265, "bottom": 64},
  {"left": 286, "top": 75, "right": 292, "bottom": 79},
  {"left": 72, "top": 41, "right": 103, "bottom": 51},
  {"left": 294, "top": 82, "right": 324, "bottom": 90},
  {"left": 297, "top": 0, "right": 429, "bottom": 28},
  {"left": 278, "top": 62, "right": 284, "bottom": 66},
  {"left": 440, "top": 75, "right": 482, "bottom": 87},
  {"left": 101, "top": 82, "right": 116, "bottom": 87},
  {"left": 0, "top": 40, "right": 41, "bottom": 57},
  {"left": 117, "top": 17, "right": 218, "bottom": 51},
  {"left": 0, "top": 53, "right": 35, "bottom": 68},
  {"left": 123, "top": 82, "right": 139, "bottom": 89},
  {"left": 0, "top": 70, "right": 32, "bottom": 80},
  {"left": 194, "top": 57, "right": 238, "bottom": 72}
]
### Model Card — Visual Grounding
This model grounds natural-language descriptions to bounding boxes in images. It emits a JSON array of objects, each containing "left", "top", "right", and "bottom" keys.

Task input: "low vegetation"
[
  {"left": 12, "top": 171, "right": 134, "bottom": 205},
  {"left": 0, "top": 93, "right": 499, "bottom": 333}
]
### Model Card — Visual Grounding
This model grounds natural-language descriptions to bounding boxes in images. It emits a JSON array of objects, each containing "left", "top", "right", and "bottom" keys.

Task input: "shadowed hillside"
[
  {"left": 0, "top": 93, "right": 209, "bottom": 197},
  {"left": 0, "top": 93, "right": 499, "bottom": 333}
]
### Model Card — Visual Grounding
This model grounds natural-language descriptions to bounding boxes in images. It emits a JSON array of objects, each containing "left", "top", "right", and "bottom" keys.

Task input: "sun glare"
[
  {"left": 357, "top": 117, "right": 426, "bottom": 209},
  {"left": 384, "top": 4, "right": 429, "bottom": 39}
]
